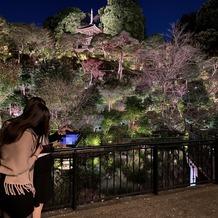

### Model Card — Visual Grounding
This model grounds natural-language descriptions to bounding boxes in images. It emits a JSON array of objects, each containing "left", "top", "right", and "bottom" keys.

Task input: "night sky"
[{"left": 0, "top": 0, "right": 207, "bottom": 36}]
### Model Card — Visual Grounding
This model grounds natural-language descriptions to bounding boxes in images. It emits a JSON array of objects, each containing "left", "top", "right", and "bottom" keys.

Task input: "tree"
[
  {"left": 56, "top": 32, "right": 87, "bottom": 58},
  {"left": 98, "top": 83, "right": 133, "bottom": 112},
  {"left": 179, "top": 13, "right": 197, "bottom": 33},
  {"left": 195, "top": 0, "right": 218, "bottom": 56},
  {"left": 97, "top": 31, "right": 140, "bottom": 80},
  {"left": 124, "top": 95, "right": 152, "bottom": 134},
  {"left": 179, "top": 0, "right": 218, "bottom": 56},
  {"left": 138, "top": 24, "right": 204, "bottom": 133},
  {"left": 194, "top": 29, "right": 218, "bottom": 56},
  {"left": 90, "top": 33, "right": 112, "bottom": 58},
  {"left": 9, "top": 23, "right": 56, "bottom": 63},
  {"left": 130, "top": 34, "right": 165, "bottom": 70},
  {"left": 32, "top": 58, "right": 92, "bottom": 128},
  {"left": 44, "top": 8, "right": 85, "bottom": 39},
  {"left": 0, "top": 59, "right": 21, "bottom": 103},
  {"left": 198, "top": 56, "right": 218, "bottom": 127},
  {"left": 81, "top": 58, "right": 104, "bottom": 86},
  {"left": 195, "top": 0, "right": 218, "bottom": 32},
  {"left": 43, "top": 8, "right": 85, "bottom": 30},
  {"left": 0, "top": 59, "right": 22, "bottom": 125},
  {"left": 0, "top": 17, "right": 12, "bottom": 62},
  {"left": 99, "top": 0, "right": 145, "bottom": 41}
]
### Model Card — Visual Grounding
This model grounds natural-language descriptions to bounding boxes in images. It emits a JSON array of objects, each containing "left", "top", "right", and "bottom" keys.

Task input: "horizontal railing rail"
[{"left": 43, "top": 138, "right": 217, "bottom": 211}]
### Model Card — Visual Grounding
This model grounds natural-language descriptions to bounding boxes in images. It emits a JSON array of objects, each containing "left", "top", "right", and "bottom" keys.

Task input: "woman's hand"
[{"left": 53, "top": 141, "right": 67, "bottom": 148}]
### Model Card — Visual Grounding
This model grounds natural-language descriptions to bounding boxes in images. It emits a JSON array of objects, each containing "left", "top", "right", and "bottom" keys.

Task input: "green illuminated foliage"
[{"left": 99, "top": 0, "right": 145, "bottom": 41}]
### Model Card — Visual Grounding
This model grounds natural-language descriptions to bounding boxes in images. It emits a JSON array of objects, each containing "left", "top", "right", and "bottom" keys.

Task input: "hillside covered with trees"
[{"left": 0, "top": 0, "right": 217, "bottom": 145}]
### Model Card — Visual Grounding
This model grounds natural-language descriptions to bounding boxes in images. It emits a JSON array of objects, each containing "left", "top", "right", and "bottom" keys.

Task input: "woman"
[
  {"left": 23, "top": 97, "right": 74, "bottom": 218},
  {"left": 0, "top": 101, "right": 50, "bottom": 218}
]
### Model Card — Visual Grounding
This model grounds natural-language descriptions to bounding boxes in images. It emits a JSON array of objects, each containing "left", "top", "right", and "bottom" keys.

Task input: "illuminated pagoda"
[{"left": 75, "top": 9, "right": 102, "bottom": 52}]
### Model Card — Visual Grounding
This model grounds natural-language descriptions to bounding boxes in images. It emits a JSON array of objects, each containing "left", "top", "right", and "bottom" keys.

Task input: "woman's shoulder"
[
  {"left": 19, "top": 129, "right": 37, "bottom": 142},
  {"left": 25, "top": 128, "right": 37, "bottom": 138},
  {"left": 16, "top": 129, "right": 37, "bottom": 149}
]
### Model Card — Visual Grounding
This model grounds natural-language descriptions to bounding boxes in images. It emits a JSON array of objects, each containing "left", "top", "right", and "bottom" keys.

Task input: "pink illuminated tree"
[{"left": 81, "top": 58, "right": 104, "bottom": 86}]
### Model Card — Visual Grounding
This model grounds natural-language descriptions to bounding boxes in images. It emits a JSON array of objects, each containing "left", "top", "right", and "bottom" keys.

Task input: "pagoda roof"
[{"left": 77, "top": 24, "right": 102, "bottom": 35}]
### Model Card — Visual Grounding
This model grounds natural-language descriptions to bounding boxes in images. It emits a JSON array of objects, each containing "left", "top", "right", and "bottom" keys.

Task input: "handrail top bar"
[{"left": 52, "top": 138, "right": 216, "bottom": 154}]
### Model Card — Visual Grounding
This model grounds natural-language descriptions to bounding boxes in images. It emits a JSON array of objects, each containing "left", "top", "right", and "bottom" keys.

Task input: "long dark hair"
[
  {"left": 24, "top": 97, "right": 46, "bottom": 109},
  {"left": 0, "top": 101, "right": 50, "bottom": 146}
]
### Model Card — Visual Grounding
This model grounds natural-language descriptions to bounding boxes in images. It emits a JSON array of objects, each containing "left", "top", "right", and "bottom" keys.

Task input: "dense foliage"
[
  {"left": 0, "top": 0, "right": 217, "bottom": 145},
  {"left": 180, "top": 0, "right": 218, "bottom": 56},
  {"left": 99, "top": 0, "right": 145, "bottom": 41}
]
